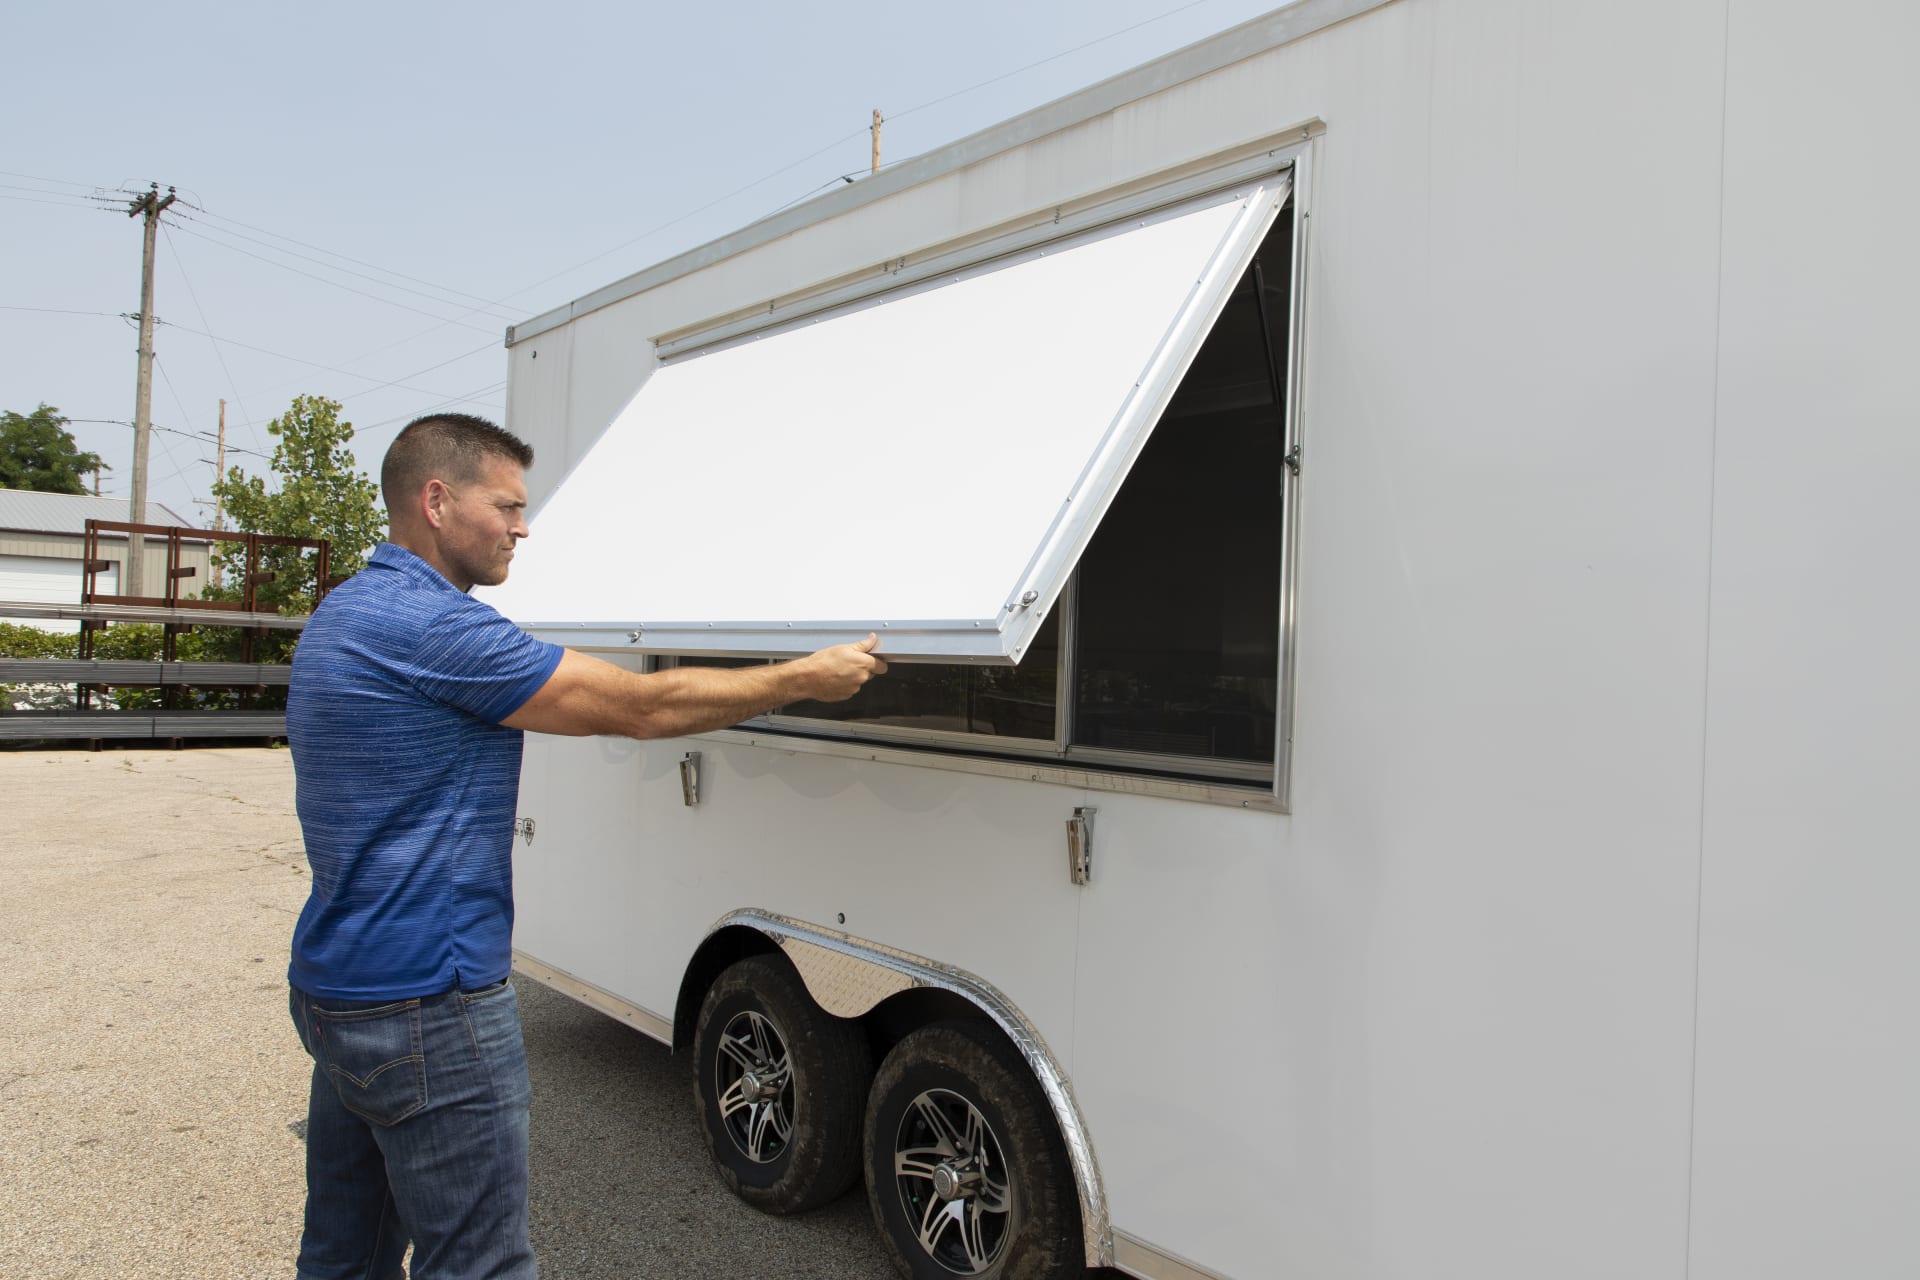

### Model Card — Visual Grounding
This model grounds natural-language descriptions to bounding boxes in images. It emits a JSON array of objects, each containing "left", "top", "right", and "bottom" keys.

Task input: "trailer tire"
[
  {"left": 864, "top": 1022, "right": 1081, "bottom": 1279},
  {"left": 691, "top": 955, "right": 871, "bottom": 1214}
]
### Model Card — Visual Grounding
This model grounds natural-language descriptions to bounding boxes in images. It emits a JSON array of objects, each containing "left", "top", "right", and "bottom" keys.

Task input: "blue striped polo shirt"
[{"left": 287, "top": 542, "right": 563, "bottom": 1000}]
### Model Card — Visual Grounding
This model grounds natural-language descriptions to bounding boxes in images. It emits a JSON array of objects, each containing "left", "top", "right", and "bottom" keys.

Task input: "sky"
[{"left": 2, "top": 0, "right": 1300, "bottom": 528}]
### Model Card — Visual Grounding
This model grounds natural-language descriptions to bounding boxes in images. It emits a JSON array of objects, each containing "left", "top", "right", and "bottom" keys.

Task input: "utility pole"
[
  {"left": 871, "top": 109, "right": 883, "bottom": 175},
  {"left": 126, "top": 182, "right": 177, "bottom": 598},
  {"left": 211, "top": 398, "right": 228, "bottom": 589}
]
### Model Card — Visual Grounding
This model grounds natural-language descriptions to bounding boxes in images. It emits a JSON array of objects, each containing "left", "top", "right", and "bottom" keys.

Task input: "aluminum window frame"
[
  {"left": 590, "top": 140, "right": 1314, "bottom": 810},
  {"left": 676, "top": 143, "right": 1312, "bottom": 806}
]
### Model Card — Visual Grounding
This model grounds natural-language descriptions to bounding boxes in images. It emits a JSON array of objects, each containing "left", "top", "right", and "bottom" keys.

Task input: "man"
[{"left": 285, "top": 413, "right": 884, "bottom": 1279}]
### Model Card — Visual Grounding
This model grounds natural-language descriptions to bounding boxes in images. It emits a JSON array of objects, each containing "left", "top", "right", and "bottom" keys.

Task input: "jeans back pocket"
[{"left": 311, "top": 999, "right": 428, "bottom": 1127}]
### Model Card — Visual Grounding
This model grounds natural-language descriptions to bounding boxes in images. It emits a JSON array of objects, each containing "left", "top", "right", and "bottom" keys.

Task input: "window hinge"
[{"left": 1283, "top": 444, "right": 1302, "bottom": 475}]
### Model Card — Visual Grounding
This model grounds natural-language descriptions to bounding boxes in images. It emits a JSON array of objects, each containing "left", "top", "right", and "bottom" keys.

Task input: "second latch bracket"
[
  {"left": 680, "top": 751, "right": 702, "bottom": 807},
  {"left": 1065, "top": 806, "right": 1095, "bottom": 886}
]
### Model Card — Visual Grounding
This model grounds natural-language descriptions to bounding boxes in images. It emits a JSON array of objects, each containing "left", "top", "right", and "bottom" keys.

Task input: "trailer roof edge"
[{"left": 504, "top": 0, "right": 1395, "bottom": 347}]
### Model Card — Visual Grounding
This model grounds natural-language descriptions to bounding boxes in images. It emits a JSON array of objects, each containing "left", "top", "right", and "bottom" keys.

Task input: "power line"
[
  {"left": 170, "top": 207, "right": 520, "bottom": 322},
  {"left": 357, "top": 379, "right": 509, "bottom": 436},
  {"left": 0, "top": 182, "right": 96, "bottom": 198},
  {"left": 73, "top": 413, "right": 272, "bottom": 462},
  {"left": 888, "top": 0, "right": 1209, "bottom": 128},
  {"left": 139, "top": 356, "right": 200, "bottom": 494},
  {"left": 165, "top": 220, "right": 500, "bottom": 334},
  {"left": 153, "top": 355, "right": 199, "bottom": 437},
  {"left": 317, "top": 339, "right": 502, "bottom": 409},
  {"left": 0, "top": 192, "right": 107, "bottom": 210},
  {"left": 501, "top": 0, "right": 1215, "bottom": 306},
  {"left": 157, "top": 324, "right": 500, "bottom": 416},
  {"left": 0, "top": 168, "right": 99, "bottom": 189},
  {"left": 0, "top": 299, "right": 495, "bottom": 413},
  {"left": 0, "top": 305, "right": 126, "bottom": 319},
  {"left": 160, "top": 225, "right": 258, "bottom": 451},
  {"left": 175, "top": 203, "right": 523, "bottom": 319}
]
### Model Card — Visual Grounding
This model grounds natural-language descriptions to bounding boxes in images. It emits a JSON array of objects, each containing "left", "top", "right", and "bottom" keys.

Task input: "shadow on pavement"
[{"left": 519, "top": 977, "right": 895, "bottom": 1279}]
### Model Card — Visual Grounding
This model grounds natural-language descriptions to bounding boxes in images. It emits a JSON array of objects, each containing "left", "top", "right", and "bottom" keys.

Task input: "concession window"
[{"left": 487, "top": 175, "right": 1292, "bottom": 662}]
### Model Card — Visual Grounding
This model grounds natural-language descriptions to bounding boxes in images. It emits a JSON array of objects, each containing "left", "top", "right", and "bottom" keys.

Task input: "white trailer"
[{"left": 489, "top": 2, "right": 1920, "bottom": 1276}]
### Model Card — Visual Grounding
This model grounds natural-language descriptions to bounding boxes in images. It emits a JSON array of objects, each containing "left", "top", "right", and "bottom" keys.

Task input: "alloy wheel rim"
[
  {"left": 714, "top": 1010, "right": 794, "bottom": 1163},
  {"left": 892, "top": 1087, "right": 1014, "bottom": 1274}
]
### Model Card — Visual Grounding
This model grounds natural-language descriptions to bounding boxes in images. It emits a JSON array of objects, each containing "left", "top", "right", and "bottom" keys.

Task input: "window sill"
[{"left": 691, "top": 723, "right": 1288, "bottom": 813}]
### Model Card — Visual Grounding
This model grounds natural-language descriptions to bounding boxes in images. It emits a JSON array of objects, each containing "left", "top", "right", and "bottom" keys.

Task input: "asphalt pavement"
[{"left": 0, "top": 746, "right": 895, "bottom": 1279}]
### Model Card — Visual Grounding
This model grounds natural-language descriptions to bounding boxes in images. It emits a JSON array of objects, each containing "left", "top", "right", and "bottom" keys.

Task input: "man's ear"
[{"left": 421, "top": 479, "right": 452, "bottom": 530}]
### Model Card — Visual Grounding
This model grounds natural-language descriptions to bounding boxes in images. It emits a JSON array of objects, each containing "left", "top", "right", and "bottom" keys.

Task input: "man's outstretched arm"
[{"left": 502, "top": 635, "right": 887, "bottom": 739}]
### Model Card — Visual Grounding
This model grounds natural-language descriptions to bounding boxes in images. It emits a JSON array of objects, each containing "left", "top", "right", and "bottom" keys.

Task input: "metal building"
[{"left": 0, "top": 489, "right": 207, "bottom": 629}]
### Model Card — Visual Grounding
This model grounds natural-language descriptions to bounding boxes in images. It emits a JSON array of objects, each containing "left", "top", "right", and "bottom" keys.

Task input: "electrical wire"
[
  {"left": 151, "top": 322, "right": 498, "bottom": 425},
  {"left": 507, "top": 0, "right": 1216, "bottom": 303},
  {"left": 160, "top": 226, "right": 258, "bottom": 451},
  {"left": 0, "top": 182, "right": 101, "bottom": 198},
  {"left": 0, "top": 192, "right": 107, "bottom": 210},
  {"left": 155, "top": 422, "right": 269, "bottom": 461},
  {"left": 321, "top": 340, "right": 501, "bottom": 409},
  {"left": 499, "top": 134, "right": 867, "bottom": 305},
  {"left": 169, "top": 207, "right": 520, "bottom": 322},
  {"left": 9, "top": 2, "right": 1221, "bottom": 461},
  {"left": 0, "top": 168, "right": 98, "bottom": 189},
  {"left": 71, "top": 413, "right": 272, "bottom": 463},
  {"left": 165, "top": 220, "right": 500, "bottom": 334},
  {"left": 355, "top": 379, "right": 509, "bottom": 436},
  {"left": 174, "top": 203, "right": 523, "bottom": 319},
  {"left": 154, "top": 355, "right": 199, "bottom": 438},
  {"left": 887, "top": 0, "right": 1209, "bottom": 128},
  {"left": 0, "top": 305, "right": 126, "bottom": 320},
  {"left": 139, "top": 359, "right": 198, "bottom": 495}
]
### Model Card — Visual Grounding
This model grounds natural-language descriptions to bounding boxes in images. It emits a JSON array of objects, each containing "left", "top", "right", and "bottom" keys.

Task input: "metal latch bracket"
[
  {"left": 1065, "top": 806, "right": 1095, "bottom": 886},
  {"left": 680, "top": 751, "right": 702, "bottom": 807}
]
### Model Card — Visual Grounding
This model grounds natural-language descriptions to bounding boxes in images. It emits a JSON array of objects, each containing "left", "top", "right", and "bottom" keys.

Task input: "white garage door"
[{"left": 0, "top": 555, "right": 118, "bottom": 630}]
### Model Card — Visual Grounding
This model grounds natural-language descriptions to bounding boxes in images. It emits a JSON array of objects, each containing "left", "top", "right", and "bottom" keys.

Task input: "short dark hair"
[{"left": 381, "top": 414, "right": 534, "bottom": 509}]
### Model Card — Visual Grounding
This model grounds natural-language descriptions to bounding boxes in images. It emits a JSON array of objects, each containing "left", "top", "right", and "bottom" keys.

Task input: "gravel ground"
[{"left": 0, "top": 747, "right": 896, "bottom": 1279}]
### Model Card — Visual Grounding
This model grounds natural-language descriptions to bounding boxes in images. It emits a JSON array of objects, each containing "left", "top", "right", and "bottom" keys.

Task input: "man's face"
[{"left": 438, "top": 456, "right": 530, "bottom": 591}]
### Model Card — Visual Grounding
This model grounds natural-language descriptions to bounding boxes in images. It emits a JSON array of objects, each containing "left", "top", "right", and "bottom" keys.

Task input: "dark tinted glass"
[
  {"left": 1070, "top": 205, "right": 1290, "bottom": 765},
  {"left": 782, "top": 611, "right": 1059, "bottom": 739}
]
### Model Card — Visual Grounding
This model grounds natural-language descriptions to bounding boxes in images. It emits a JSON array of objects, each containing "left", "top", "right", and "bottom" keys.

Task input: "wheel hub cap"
[{"left": 931, "top": 1161, "right": 979, "bottom": 1202}]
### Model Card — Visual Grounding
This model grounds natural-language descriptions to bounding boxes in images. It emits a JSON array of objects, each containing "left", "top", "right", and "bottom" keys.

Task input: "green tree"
[
  {"left": 210, "top": 394, "right": 386, "bottom": 617},
  {"left": 0, "top": 404, "right": 105, "bottom": 494}
]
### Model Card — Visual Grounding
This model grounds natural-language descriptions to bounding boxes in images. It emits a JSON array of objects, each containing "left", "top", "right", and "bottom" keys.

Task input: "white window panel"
[{"left": 486, "top": 176, "right": 1290, "bottom": 662}]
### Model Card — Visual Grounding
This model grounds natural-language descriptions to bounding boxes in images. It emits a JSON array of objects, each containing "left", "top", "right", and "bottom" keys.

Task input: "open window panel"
[
  {"left": 673, "top": 193, "right": 1299, "bottom": 786},
  {"left": 485, "top": 173, "right": 1293, "bottom": 672}
]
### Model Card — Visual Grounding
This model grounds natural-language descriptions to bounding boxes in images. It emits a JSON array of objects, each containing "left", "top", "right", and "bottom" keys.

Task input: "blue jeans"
[{"left": 290, "top": 981, "right": 537, "bottom": 1280}]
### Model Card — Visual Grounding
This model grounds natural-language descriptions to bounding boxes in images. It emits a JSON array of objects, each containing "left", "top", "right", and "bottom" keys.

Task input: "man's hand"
[
  {"left": 504, "top": 634, "right": 888, "bottom": 740},
  {"left": 783, "top": 633, "right": 888, "bottom": 703}
]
